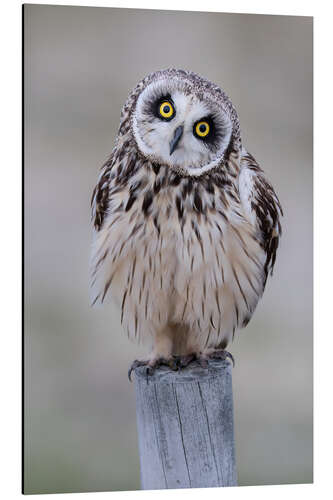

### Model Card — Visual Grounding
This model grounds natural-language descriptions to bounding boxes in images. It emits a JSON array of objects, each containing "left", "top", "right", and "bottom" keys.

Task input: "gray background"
[{"left": 24, "top": 5, "right": 313, "bottom": 494}]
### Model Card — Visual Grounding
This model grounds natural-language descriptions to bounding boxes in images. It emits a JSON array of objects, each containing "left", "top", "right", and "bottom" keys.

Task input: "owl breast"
[{"left": 91, "top": 155, "right": 267, "bottom": 350}]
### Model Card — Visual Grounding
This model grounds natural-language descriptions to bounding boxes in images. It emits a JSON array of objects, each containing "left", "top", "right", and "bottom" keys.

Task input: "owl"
[{"left": 90, "top": 69, "right": 283, "bottom": 378}]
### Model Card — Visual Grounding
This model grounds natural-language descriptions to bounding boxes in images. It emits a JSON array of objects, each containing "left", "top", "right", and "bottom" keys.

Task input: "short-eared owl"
[{"left": 90, "top": 69, "right": 282, "bottom": 375}]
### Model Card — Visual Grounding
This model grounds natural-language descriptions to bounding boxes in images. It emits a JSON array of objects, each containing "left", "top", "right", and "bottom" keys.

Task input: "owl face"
[{"left": 132, "top": 74, "right": 234, "bottom": 177}]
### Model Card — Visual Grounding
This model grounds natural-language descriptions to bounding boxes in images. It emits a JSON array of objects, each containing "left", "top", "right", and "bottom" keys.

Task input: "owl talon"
[
  {"left": 146, "top": 365, "right": 155, "bottom": 376},
  {"left": 128, "top": 357, "right": 171, "bottom": 381},
  {"left": 128, "top": 360, "right": 148, "bottom": 381},
  {"left": 208, "top": 349, "right": 235, "bottom": 367}
]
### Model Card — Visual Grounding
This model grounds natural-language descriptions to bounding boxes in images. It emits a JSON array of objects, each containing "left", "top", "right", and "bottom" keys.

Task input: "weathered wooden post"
[{"left": 134, "top": 358, "right": 237, "bottom": 490}]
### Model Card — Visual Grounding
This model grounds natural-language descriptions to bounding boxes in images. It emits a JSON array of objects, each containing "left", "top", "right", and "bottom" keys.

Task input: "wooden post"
[{"left": 134, "top": 358, "right": 237, "bottom": 490}]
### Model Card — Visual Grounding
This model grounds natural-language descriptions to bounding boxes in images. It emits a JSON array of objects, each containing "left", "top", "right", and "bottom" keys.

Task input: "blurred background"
[{"left": 24, "top": 5, "right": 313, "bottom": 494}]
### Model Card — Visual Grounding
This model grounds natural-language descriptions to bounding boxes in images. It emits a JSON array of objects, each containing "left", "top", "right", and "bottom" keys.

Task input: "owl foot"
[
  {"left": 171, "top": 353, "right": 208, "bottom": 369},
  {"left": 128, "top": 360, "right": 148, "bottom": 381},
  {"left": 172, "top": 353, "right": 197, "bottom": 368},
  {"left": 128, "top": 350, "right": 234, "bottom": 380},
  {"left": 128, "top": 357, "right": 177, "bottom": 381},
  {"left": 206, "top": 349, "right": 235, "bottom": 367}
]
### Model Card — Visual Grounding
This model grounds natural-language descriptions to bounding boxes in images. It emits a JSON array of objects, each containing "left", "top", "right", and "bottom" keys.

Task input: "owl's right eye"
[{"left": 158, "top": 101, "right": 175, "bottom": 121}]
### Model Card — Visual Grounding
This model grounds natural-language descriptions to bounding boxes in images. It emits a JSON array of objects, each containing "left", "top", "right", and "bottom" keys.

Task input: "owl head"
[{"left": 125, "top": 69, "right": 241, "bottom": 177}]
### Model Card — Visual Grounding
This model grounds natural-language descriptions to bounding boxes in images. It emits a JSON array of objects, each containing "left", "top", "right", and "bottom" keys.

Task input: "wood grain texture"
[{"left": 134, "top": 359, "right": 237, "bottom": 490}]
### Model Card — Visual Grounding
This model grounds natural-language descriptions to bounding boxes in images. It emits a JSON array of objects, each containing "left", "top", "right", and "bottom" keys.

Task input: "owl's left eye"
[
  {"left": 158, "top": 101, "right": 175, "bottom": 120},
  {"left": 194, "top": 120, "right": 210, "bottom": 138}
]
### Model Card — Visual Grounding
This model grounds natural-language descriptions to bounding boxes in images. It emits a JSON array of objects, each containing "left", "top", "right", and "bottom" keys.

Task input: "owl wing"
[
  {"left": 238, "top": 150, "right": 283, "bottom": 279},
  {"left": 91, "top": 152, "right": 114, "bottom": 231}
]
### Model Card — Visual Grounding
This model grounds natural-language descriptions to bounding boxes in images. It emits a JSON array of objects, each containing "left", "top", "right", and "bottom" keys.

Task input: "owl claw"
[
  {"left": 128, "top": 360, "right": 148, "bottom": 381},
  {"left": 208, "top": 349, "right": 235, "bottom": 367},
  {"left": 128, "top": 357, "right": 170, "bottom": 381},
  {"left": 146, "top": 365, "right": 155, "bottom": 376}
]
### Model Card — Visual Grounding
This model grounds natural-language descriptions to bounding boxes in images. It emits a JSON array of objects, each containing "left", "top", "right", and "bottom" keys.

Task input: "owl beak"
[{"left": 169, "top": 125, "right": 184, "bottom": 155}]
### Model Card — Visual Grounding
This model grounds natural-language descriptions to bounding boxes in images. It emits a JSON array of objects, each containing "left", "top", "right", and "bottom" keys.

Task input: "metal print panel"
[{"left": 23, "top": 4, "right": 313, "bottom": 494}]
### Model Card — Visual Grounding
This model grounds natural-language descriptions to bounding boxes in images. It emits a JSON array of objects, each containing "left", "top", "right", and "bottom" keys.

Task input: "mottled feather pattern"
[
  {"left": 90, "top": 69, "right": 282, "bottom": 356},
  {"left": 239, "top": 150, "right": 283, "bottom": 279},
  {"left": 91, "top": 154, "right": 113, "bottom": 231},
  {"left": 91, "top": 143, "right": 275, "bottom": 350}
]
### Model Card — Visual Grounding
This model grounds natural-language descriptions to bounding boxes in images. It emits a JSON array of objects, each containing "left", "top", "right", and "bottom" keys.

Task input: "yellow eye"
[
  {"left": 159, "top": 101, "right": 174, "bottom": 119},
  {"left": 195, "top": 121, "right": 210, "bottom": 138}
]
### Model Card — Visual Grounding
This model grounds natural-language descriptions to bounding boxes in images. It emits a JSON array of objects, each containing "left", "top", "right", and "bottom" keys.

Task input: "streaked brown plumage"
[{"left": 90, "top": 69, "right": 283, "bottom": 370}]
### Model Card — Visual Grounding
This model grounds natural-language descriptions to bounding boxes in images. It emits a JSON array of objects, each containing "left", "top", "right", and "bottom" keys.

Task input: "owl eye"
[
  {"left": 158, "top": 101, "right": 175, "bottom": 120},
  {"left": 194, "top": 120, "right": 210, "bottom": 138}
]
